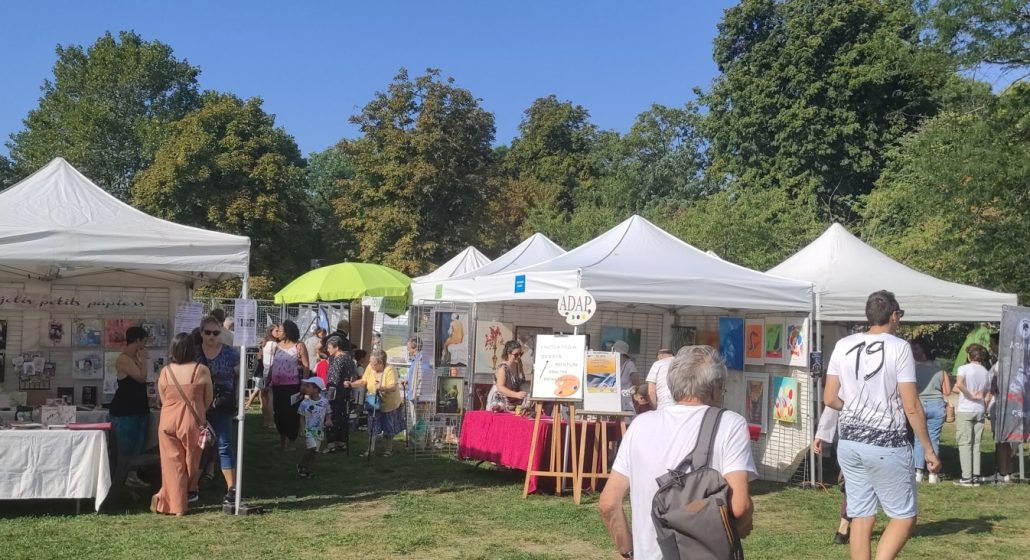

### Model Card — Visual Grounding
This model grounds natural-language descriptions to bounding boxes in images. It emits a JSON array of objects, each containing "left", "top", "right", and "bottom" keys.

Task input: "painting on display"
[
  {"left": 0, "top": 319, "right": 6, "bottom": 349},
  {"left": 139, "top": 319, "right": 169, "bottom": 348},
  {"left": 72, "top": 351, "right": 103, "bottom": 379},
  {"left": 41, "top": 318, "right": 72, "bottom": 347},
  {"left": 147, "top": 349, "right": 168, "bottom": 383},
  {"left": 434, "top": 312, "right": 468, "bottom": 367},
  {"left": 764, "top": 318, "right": 787, "bottom": 364},
  {"left": 786, "top": 318, "right": 809, "bottom": 368},
  {"left": 435, "top": 376, "right": 465, "bottom": 415},
  {"left": 744, "top": 319, "right": 765, "bottom": 365},
  {"left": 698, "top": 328, "right": 720, "bottom": 350},
  {"left": 0, "top": 352, "right": 4, "bottom": 383},
  {"left": 104, "top": 319, "right": 137, "bottom": 349},
  {"left": 81, "top": 385, "right": 98, "bottom": 406},
  {"left": 475, "top": 321, "right": 514, "bottom": 374},
  {"left": 103, "top": 351, "right": 121, "bottom": 394},
  {"left": 718, "top": 317, "right": 744, "bottom": 370},
  {"left": 772, "top": 376, "right": 798, "bottom": 423},
  {"left": 514, "top": 326, "right": 553, "bottom": 377},
  {"left": 669, "top": 326, "right": 696, "bottom": 353},
  {"left": 600, "top": 327, "right": 642, "bottom": 354},
  {"left": 72, "top": 319, "right": 102, "bottom": 347},
  {"left": 743, "top": 372, "right": 769, "bottom": 433},
  {"left": 583, "top": 351, "right": 622, "bottom": 413}
]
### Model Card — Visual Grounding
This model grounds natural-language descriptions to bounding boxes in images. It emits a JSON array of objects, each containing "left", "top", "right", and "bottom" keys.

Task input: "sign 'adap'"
[{"left": 558, "top": 287, "right": 596, "bottom": 326}]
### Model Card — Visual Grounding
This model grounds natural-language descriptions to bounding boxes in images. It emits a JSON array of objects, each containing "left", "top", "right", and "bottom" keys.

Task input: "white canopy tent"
[
  {"left": 0, "top": 158, "right": 253, "bottom": 513},
  {"left": 414, "top": 246, "right": 491, "bottom": 283},
  {"left": 411, "top": 233, "right": 565, "bottom": 303},
  {"left": 768, "top": 223, "right": 1017, "bottom": 322}
]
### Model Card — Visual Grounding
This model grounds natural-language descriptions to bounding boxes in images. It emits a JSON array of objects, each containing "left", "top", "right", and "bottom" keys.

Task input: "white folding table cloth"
[{"left": 0, "top": 430, "right": 111, "bottom": 511}]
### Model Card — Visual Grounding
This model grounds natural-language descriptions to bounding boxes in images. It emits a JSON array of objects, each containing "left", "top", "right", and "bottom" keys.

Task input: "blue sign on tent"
[{"left": 514, "top": 275, "right": 526, "bottom": 294}]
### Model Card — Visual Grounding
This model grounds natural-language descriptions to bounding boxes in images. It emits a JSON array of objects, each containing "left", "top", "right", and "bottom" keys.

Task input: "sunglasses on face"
[
  {"left": 895, "top": 309, "right": 905, "bottom": 319},
  {"left": 203, "top": 329, "right": 221, "bottom": 336}
]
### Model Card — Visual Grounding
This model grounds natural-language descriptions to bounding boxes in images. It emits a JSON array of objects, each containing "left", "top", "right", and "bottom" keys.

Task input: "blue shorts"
[{"left": 837, "top": 439, "right": 917, "bottom": 519}]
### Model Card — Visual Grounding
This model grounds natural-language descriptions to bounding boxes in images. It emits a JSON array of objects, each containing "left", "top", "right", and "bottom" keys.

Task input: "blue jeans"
[
  {"left": 208, "top": 410, "right": 236, "bottom": 470},
  {"left": 913, "top": 399, "right": 945, "bottom": 470},
  {"left": 111, "top": 414, "right": 147, "bottom": 457}
]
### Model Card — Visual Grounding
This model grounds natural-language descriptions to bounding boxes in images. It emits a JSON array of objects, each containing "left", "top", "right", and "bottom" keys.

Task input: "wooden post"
[
  {"left": 522, "top": 400, "right": 580, "bottom": 501},
  {"left": 573, "top": 411, "right": 631, "bottom": 502},
  {"left": 522, "top": 402, "right": 544, "bottom": 498}
]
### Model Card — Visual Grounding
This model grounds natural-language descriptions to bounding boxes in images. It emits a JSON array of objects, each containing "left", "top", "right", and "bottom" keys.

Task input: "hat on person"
[
  {"left": 612, "top": 340, "right": 630, "bottom": 355},
  {"left": 302, "top": 376, "right": 326, "bottom": 391}
]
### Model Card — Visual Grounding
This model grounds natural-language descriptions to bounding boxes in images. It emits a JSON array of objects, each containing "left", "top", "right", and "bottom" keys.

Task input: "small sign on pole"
[
  {"left": 234, "top": 298, "right": 258, "bottom": 347},
  {"left": 557, "top": 288, "right": 596, "bottom": 326}
]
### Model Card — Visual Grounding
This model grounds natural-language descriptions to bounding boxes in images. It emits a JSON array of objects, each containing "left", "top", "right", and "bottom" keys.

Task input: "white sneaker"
[
  {"left": 1001, "top": 474, "right": 1012, "bottom": 483},
  {"left": 928, "top": 473, "right": 939, "bottom": 484},
  {"left": 914, "top": 469, "right": 924, "bottom": 482}
]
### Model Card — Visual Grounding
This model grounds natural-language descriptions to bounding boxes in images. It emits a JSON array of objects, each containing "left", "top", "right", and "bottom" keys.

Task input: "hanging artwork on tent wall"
[
  {"left": 0, "top": 319, "right": 7, "bottom": 349},
  {"left": 601, "top": 327, "right": 642, "bottom": 354},
  {"left": 698, "top": 328, "right": 720, "bottom": 349},
  {"left": 103, "top": 352, "right": 121, "bottom": 394},
  {"left": 104, "top": 319, "right": 137, "bottom": 349},
  {"left": 787, "top": 318, "right": 809, "bottom": 368},
  {"left": 435, "top": 376, "right": 464, "bottom": 414},
  {"left": 0, "top": 353, "right": 5, "bottom": 383},
  {"left": 434, "top": 312, "right": 468, "bottom": 367},
  {"left": 475, "top": 321, "right": 514, "bottom": 374},
  {"left": 772, "top": 376, "right": 798, "bottom": 423},
  {"left": 743, "top": 372, "right": 769, "bottom": 433},
  {"left": 41, "top": 318, "right": 72, "bottom": 347},
  {"left": 72, "top": 351, "right": 103, "bottom": 379},
  {"left": 140, "top": 319, "right": 168, "bottom": 348},
  {"left": 764, "top": 318, "right": 787, "bottom": 364},
  {"left": 719, "top": 317, "right": 744, "bottom": 370},
  {"left": 515, "top": 326, "right": 553, "bottom": 377},
  {"left": 744, "top": 319, "right": 764, "bottom": 365},
  {"left": 147, "top": 349, "right": 167, "bottom": 383},
  {"left": 73, "top": 319, "right": 102, "bottom": 347}
]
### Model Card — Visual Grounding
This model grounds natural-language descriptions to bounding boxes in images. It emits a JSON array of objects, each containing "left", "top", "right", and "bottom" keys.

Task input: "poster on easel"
[
  {"left": 530, "top": 335, "right": 586, "bottom": 402},
  {"left": 583, "top": 351, "right": 621, "bottom": 413}
]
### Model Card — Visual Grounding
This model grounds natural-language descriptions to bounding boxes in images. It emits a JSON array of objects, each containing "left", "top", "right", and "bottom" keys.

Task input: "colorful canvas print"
[
  {"left": 601, "top": 327, "right": 642, "bottom": 354},
  {"left": 787, "top": 318, "right": 809, "bottom": 368},
  {"left": 764, "top": 318, "right": 786, "bottom": 363},
  {"left": 475, "top": 321, "right": 514, "bottom": 374},
  {"left": 743, "top": 372, "right": 769, "bottom": 433},
  {"left": 41, "top": 318, "right": 72, "bottom": 347},
  {"left": 772, "top": 376, "right": 798, "bottom": 423},
  {"left": 744, "top": 319, "right": 765, "bottom": 365},
  {"left": 104, "top": 319, "right": 136, "bottom": 349},
  {"left": 434, "top": 312, "right": 468, "bottom": 367},
  {"left": 72, "top": 351, "right": 103, "bottom": 379},
  {"left": 718, "top": 317, "right": 744, "bottom": 370},
  {"left": 514, "top": 326, "right": 553, "bottom": 377},
  {"left": 72, "top": 319, "right": 102, "bottom": 347}
]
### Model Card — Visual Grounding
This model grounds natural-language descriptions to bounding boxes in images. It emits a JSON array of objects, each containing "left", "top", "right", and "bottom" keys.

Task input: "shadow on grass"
[{"left": 917, "top": 515, "right": 1005, "bottom": 537}]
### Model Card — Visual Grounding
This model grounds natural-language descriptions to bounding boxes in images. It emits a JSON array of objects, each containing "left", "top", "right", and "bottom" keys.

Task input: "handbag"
[
  {"left": 211, "top": 384, "right": 237, "bottom": 412},
  {"left": 167, "top": 364, "right": 215, "bottom": 449},
  {"left": 364, "top": 370, "right": 384, "bottom": 411}
]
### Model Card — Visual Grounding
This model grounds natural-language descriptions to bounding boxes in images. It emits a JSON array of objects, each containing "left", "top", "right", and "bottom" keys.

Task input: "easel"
[
  {"left": 575, "top": 410, "right": 631, "bottom": 504},
  {"left": 522, "top": 400, "right": 580, "bottom": 502}
]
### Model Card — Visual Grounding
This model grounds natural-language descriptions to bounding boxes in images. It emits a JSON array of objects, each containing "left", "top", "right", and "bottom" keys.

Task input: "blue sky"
[{"left": 0, "top": 0, "right": 738, "bottom": 157}]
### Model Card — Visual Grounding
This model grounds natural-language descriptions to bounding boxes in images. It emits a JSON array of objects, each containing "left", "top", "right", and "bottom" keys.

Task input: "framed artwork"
[
  {"left": 515, "top": 326, "right": 553, "bottom": 377},
  {"left": 744, "top": 319, "right": 765, "bottom": 365},
  {"left": 434, "top": 311, "right": 469, "bottom": 367},
  {"left": 601, "top": 327, "right": 642, "bottom": 354},
  {"left": 0, "top": 352, "right": 4, "bottom": 383},
  {"left": 103, "top": 351, "right": 121, "bottom": 394},
  {"left": 0, "top": 319, "right": 6, "bottom": 349},
  {"left": 147, "top": 349, "right": 168, "bottom": 383},
  {"left": 475, "top": 321, "right": 514, "bottom": 374},
  {"left": 435, "top": 376, "right": 464, "bottom": 415},
  {"left": 139, "top": 319, "right": 169, "bottom": 348},
  {"left": 764, "top": 318, "right": 787, "bottom": 364},
  {"left": 81, "top": 385, "right": 98, "bottom": 406},
  {"left": 57, "top": 386, "right": 74, "bottom": 405},
  {"left": 743, "top": 372, "right": 769, "bottom": 433},
  {"left": 718, "top": 317, "right": 744, "bottom": 370},
  {"left": 72, "top": 351, "right": 103, "bottom": 379},
  {"left": 669, "top": 326, "right": 696, "bottom": 352},
  {"left": 104, "top": 319, "right": 137, "bottom": 349},
  {"left": 41, "top": 318, "right": 72, "bottom": 348},
  {"left": 772, "top": 376, "right": 798, "bottom": 423},
  {"left": 786, "top": 318, "right": 809, "bottom": 368},
  {"left": 72, "top": 319, "right": 102, "bottom": 347}
]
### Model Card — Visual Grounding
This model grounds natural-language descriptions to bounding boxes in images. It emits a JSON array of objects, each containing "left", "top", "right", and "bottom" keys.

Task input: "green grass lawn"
[{"left": 1, "top": 415, "right": 1028, "bottom": 559}]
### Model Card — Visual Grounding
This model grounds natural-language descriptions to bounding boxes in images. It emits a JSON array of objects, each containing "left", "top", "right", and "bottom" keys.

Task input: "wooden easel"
[
  {"left": 522, "top": 400, "right": 580, "bottom": 502},
  {"left": 575, "top": 411, "right": 631, "bottom": 504}
]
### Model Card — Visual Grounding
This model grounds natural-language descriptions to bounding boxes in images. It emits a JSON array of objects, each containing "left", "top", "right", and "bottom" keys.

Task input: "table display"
[{"left": 0, "top": 429, "right": 111, "bottom": 511}]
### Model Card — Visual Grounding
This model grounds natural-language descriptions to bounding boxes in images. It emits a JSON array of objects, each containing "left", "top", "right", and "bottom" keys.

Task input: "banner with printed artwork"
[{"left": 996, "top": 305, "right": 1030, "bottom": 443}]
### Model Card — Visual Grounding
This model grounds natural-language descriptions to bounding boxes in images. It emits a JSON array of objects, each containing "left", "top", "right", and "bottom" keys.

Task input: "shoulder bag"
[
  {"left": 167, "top": 364, "right": 215, "bottom": 449},
  {"left": 365, "top": 370, "right": 383, "bottom": 411}
]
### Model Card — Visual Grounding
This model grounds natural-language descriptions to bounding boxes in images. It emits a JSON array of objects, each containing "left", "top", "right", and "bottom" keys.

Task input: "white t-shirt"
[
  {"left": 620, "top": 358, "right": 638, "bottom": 413},
  {"left": 827, "top": 332, "right": 915, "bottom": 447},
  {"left": 645, "top": 357, "right": 674, "bottom": 410},
  {"left": 957, "top": 363, "right": 990, "bottom": 414},
  {"left": 612, "top": 405, "right": 756, "bottom": 560}
]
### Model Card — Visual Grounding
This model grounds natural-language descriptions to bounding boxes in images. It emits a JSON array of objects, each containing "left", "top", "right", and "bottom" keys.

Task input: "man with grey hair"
[{"left": 600, "top": 346, "right": 756, "bottom": 559}]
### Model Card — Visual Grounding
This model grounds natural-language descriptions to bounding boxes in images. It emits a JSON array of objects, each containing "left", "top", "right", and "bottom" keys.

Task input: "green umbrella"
[{"left": 274, "top": 262, "right": 411, "bottom": 304}]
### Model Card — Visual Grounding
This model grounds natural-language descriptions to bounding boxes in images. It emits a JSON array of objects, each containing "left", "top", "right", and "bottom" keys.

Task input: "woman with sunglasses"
[
  {"left": 487, "top": 340, "right": 528, "bottom": 412},
  {"left": 196, "top": 314, "right": 241, "bottom": 506}
]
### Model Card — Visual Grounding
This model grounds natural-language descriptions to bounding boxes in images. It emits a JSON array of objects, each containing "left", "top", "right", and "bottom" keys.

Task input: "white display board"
[
  {"left": 234, "top": 298, "right": 258, "bottom": 347},
  {"left": 173, "top": 301, "right": 205, "bottom": 336},
  {"left": 530, "top": 334, "right": 586, "bottom": 402},
  {"left": 583, "top": 351, "right": 621, "bottom": 413}
]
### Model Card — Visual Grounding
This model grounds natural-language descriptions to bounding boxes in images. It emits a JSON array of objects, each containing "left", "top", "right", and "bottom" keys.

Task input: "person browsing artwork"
[
  {"left": 345, "top": 350, "right": 403, "bottom": 457},
  {"left": 487, "top": 340, "right": 527, "bottom": 412},
  {"left": 110, "top": 326, "right": 151, "bottom": 489}
]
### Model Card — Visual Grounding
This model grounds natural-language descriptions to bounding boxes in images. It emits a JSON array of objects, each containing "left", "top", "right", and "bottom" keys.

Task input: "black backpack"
[{"left": 651, "top": 407, "right": 745, "bottom": 560}]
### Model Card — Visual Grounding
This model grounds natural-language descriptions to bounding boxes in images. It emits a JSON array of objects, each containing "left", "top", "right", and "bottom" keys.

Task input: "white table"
[
  {"left": 0, "top": 429, "right": 111, "bottom": 511},
  {"left": 0, "top": 410, "right": 160, "bottom": 450}
]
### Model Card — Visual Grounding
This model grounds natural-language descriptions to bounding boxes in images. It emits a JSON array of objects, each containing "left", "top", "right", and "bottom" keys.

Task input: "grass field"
[{"left": 1, "top": 415, "right": 1028, "bottom": 560}]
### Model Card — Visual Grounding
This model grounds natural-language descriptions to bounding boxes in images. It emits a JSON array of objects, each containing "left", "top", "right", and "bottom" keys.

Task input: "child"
[{"left": 297, "top": 377, "right": 330, "bottom": 478}]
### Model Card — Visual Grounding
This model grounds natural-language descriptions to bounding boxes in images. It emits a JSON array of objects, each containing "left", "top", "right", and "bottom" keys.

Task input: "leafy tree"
[
  {"left": 336, "top": 68, "right": 497, "bottom": 275},
  {"left": 862, "top": 83, "right": 1030, "bottom": 302},
  {"left": 702, "top": 0, "right": 951, "bottom": 221},
  {"left": 0, "top": 155, "right": 14, "bottom": 189},
  {"left": 920, "top": 0, "right": 1030, "bottom": 70},
  {"left": 132, "top": 92, "right": 312, "bottom": 284},
  {"left": 305, "top": 145, "right": 357, "bottom": 264},
  {"left": 7, "top": 31, "right": 201, "bottom": 199}
]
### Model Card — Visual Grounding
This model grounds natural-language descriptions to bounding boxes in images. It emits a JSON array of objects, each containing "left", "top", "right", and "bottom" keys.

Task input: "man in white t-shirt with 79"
[
  {"left": 600, "top": 345, "right": 755, "bottom": 559},
  {"left": 823, "top": 290, "right": 940, "bottom": 560}
]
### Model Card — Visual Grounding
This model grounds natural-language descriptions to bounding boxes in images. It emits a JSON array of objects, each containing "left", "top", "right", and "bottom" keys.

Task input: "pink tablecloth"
[{"left": 458, "top": 411, "right": 621, "bottom": 493}]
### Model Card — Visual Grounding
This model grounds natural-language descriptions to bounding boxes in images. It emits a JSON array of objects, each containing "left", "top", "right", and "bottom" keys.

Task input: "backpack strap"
[{"left": 671, "top": 406, "right": 725, "bottom": 473}]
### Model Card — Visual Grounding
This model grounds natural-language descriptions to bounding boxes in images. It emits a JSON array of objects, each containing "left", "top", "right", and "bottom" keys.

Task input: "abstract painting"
[
  {"left": 786, "top": 318, "right": 809, "bottom": 368},
  {"left": 744, "top": 319, "right": 764, "bottom": 366},
  {"left": 764, "top": 318, "right": 786, "bottom": 364},
  {"left": 718, "top": 317, "right": 744, "bottom": 370}
]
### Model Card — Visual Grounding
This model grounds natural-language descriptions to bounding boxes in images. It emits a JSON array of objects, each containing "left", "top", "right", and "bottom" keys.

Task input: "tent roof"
[
  {"left": 0, "top": 158, "right": 250, "bottom": 280},
  {"left": 411, "top": 233, "right": 564, "bottom": 302},
  {"left": 767, "top": 223, "right": 1016, "bottom": 322},
  {"left": 436, "top": 215, "right": 813, "bottom": 312},
  {"left": 414, "top": 246, "right": 491, "bottom": 282}
]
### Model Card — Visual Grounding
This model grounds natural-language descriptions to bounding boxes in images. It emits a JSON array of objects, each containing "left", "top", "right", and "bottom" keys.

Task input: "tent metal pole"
[
  {"left": 810, "top": 293, "right": 821, "bottom": 487},
  {"left": 234, "top": 273, "right": 250, "bottom": 515}
]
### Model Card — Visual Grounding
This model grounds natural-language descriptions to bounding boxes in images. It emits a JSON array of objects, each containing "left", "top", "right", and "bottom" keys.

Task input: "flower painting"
[
  {"left": 474, "top": 321, "right": 514, "bottom": 374},
  {"left": 772, "top": 376, "right": 798, "bottom": 423}
]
